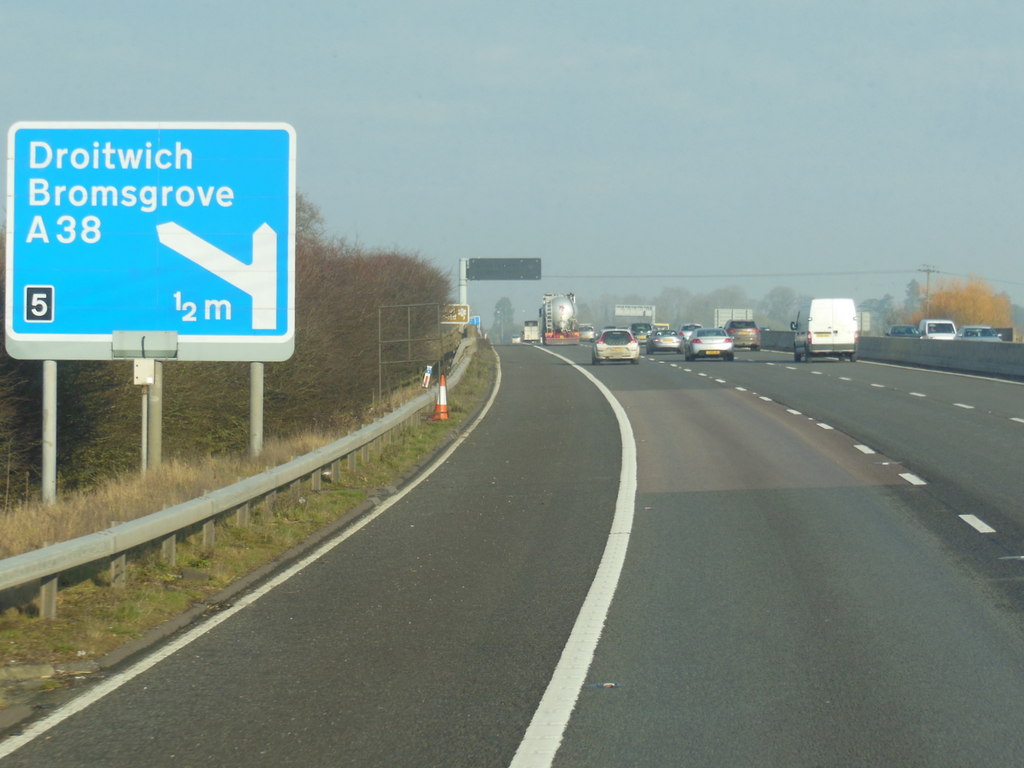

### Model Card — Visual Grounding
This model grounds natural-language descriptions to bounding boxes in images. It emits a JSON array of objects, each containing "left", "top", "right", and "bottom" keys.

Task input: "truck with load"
[
  {"left": 522, "top": 320, "right": 541, "bottom": 344},
  {"left": 540, "top": 293, "right": 580, "bottom": 345}
]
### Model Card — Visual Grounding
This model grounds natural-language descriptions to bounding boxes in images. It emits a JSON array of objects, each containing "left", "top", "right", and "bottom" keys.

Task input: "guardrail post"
[
  {"left": 235, "top": 502, "right": 251, "bottom": 528},
  {"left": 110, "top": 553, "right": 127, "bottom": 588},
  {"left": 161, "top": 534, "right": 177, "bottom": 565},
  {"left": 311, "top": 470, "right": 322, "bottom": 492},
  {"left": 348, "top": 452, "right": 357, "bottom": 473},
  {"left": 202, "top": 520, "right": 216, "bottom": 549},
  {"left": 39, "top": 576, "right": 57, "bottom": 619}
]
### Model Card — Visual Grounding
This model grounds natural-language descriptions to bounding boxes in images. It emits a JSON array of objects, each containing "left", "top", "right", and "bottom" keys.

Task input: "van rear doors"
[{"left": 792, "top": 298, "right": 858, "bottom": 362}]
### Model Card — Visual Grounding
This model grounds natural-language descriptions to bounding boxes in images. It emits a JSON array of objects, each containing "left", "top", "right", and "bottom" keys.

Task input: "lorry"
[
  {"left": 522, "top": 320, "right": 541, "bottom": 344},
  {"left": 713, "top": 308, "right": 754, "bottom": 328},
  {"left": 540, "top": 293, "right": 580, "bottom": 345},
  {"left": 790, "top": 298, "right": 859, "bottom": 362}
]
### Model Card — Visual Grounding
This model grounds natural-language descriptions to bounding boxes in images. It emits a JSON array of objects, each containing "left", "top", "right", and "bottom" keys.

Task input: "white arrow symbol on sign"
[{"left": 156, "top": 222, "right": 278, "bottom": 330}]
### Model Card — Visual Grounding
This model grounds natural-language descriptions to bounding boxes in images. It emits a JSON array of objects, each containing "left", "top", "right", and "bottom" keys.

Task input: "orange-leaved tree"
[{"left": 915, "top": 275, "right": 1011, "bottom": 326}]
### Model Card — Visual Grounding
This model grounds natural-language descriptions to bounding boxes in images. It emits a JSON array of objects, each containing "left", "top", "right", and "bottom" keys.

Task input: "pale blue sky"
[{"left": 5, "top": 1, "right": 1024, "bottom": 324}]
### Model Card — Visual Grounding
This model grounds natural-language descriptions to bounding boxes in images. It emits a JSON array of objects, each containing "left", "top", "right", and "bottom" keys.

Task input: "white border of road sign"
[{"left": 5, "top": 121, "right": 296, "bottom": 361}]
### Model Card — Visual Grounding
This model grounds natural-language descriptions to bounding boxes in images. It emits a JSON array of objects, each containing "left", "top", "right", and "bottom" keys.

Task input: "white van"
[
  {"left": 790, "top": 298, "right": 859, "bottom": 362},
  {"left": 918, "top": 318, "right": 957, "bottom": 340}
]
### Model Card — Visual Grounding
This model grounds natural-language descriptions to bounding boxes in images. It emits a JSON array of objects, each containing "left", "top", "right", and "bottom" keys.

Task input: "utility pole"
[{"left": 918, "top": 264, "right": 939, "bottom": 315}]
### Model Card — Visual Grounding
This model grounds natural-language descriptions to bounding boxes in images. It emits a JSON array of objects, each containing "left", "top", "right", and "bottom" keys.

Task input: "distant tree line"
[{"left": 0, "top": 196, "right": 452, "bottom": 500}]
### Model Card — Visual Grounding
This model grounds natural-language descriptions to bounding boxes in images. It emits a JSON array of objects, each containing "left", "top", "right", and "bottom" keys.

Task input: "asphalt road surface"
[{"left": 4, "top": 344, "right": 1024, "bottom": 767}]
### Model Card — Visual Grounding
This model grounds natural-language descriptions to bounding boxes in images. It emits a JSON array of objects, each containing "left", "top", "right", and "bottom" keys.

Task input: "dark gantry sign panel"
[{"left": 466, "top": 258, "right": 542, "bottom": 280}]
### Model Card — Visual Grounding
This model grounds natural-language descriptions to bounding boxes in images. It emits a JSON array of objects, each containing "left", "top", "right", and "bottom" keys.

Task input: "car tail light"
[{"left": 693, "top": 338, "right": 702, "bottom": 344}]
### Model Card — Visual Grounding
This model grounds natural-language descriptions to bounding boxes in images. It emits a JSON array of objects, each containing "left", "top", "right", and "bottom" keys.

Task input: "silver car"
[
  {"left": 679, "top": 323, "right": 703, "bottom": 341},
  {"left": 682, "top": 328, "right": 735, "bottom": 361},
  {"left": 955, "top": 325, "right": 1002, "bottom": 341},
  {"left": 646, "top": 330, "right": 683, "bottom": 354}
]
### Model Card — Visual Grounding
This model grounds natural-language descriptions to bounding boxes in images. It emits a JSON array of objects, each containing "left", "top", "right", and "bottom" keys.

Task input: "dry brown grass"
[{"left": 0, "top": 379, "right": 436, "bottom": 560}]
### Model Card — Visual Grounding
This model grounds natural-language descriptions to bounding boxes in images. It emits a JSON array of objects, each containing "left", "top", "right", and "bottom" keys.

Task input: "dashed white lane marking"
[
  {"left": 899, "top": 472, "right": 927, "bottom": 486},
  {"left": 839, "top": 376, "right": 852, "bottom": 381},
  {"left": 759, "top": 396, "right": 773, "bottom": 402},
  {"left": 786, "top": 408, "right": 802, "bottom": 415},
  {"left": 871, "top": 383, "right": 885, "bottom": 388},
  {"left": 735, "top": 387, "right": 747, "bottom": 392},
  {"left": 811, "top": 371, "right": 823, "bottom": 375},
  {"left": 817, "top": 423, "right": 835, "bottom": 430},
  {"left": 960, "top": 514, "right": 996, "bottom": 534},
  {"left": 1013, "top": 417, "right": 1024, "bottom": 425},
  {"left": 854, "top": 444, "right": 876, "bottom": 454},
  {"left": 953, "top": 403, "right": 975, "bottom": 410},
  {"left": 909, "top": 392, "right": 927, "bottom": 398},
  {"left": 715, "top": 379, "right": 727, "bottom": 384}
]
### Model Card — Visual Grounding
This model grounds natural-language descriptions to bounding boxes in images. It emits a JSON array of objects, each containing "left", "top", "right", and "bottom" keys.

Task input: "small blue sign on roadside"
[{"left": 4, "top": 122, "right": 296, "bottom": 361}]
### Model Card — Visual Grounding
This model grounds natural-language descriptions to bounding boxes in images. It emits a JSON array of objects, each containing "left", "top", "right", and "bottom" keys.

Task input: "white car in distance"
[{"left": 592, "top": 329, "right": 640, "bottom": 365}]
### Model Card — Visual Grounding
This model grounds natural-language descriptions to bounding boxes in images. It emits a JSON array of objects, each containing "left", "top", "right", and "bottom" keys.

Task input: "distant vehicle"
[
  {"left": 918, "top": 318, "right": 957, "bottom": 340},
  {"left": 578, "top": 324, "right": 596, "bottom": 342},
  {"left": 646, "top": 330, "right": 683, "bottom": 354},
  {"left": 593, "top": 329, "right": 640, "bottom": 364},
  {"left": 522, "top": 320, "right": 541, "bottom": 344},
  {"left": 885, "top": 324, "right": 920, "bottom": 338},
  {"left": 679, "top": 323, "right": 703, "bottom": 340},
  {"left": 629, "top": 322, "right": 654, "bottom": 342},
  {"left": 682, "top": 328, "right": 735, "bottom": 361},
  {"left": 723, "top": 319, "right": 761, "bottom": 350},
  {"left": 652, "top": 322, "right": 671, "bottom": 332},
  {"left": 791, "top": 298, "right": 858, "bottom": 362},
  {"left": 540, "top": 293, "right": 580, "bottom": 345},
  {"left": 955, "top": 325, "right": 1002, "bottom": 341}
]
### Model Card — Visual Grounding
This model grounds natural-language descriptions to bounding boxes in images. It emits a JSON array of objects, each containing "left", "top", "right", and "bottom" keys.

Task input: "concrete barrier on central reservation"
[{"left": 760, "top": 330, "right": 1024, "bottom": 380}]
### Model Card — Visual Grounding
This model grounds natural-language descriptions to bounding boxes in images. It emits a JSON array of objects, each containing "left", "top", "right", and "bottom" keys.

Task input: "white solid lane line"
[{"left": 513, "top": 348, "right": 638, "bottom": 768}]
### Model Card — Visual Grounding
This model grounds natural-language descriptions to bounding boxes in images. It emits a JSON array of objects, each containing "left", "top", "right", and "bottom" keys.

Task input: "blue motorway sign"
[{"left": 4, "top": 122, "right": 295, "bottom": 361}]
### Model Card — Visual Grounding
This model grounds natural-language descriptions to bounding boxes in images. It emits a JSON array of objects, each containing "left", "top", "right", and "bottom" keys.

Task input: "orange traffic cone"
[{"left": 431, "top": 374, "right": 449, "bottom": 420}]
